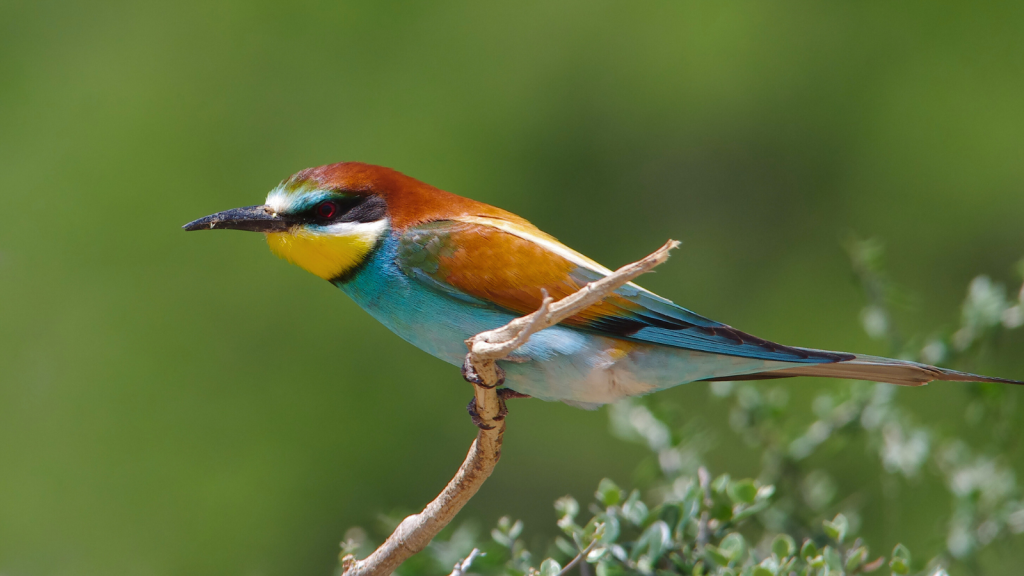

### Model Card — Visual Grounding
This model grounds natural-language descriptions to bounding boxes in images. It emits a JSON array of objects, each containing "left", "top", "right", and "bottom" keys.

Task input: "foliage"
[{"left": 340, "top": 244, "right": 1024, "bottom": 576}]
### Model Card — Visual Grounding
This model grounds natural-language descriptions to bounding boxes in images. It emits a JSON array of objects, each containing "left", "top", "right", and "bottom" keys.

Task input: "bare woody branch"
[
  {"left": 448, "top": 548, "right": 482, "bottom": 576},
  {"left": 342, "top": 239, "right": 681, "bottom": 576}
]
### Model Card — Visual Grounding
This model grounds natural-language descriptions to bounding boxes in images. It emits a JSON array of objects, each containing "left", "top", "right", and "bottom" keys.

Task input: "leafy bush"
[{"left": 340, "top": 242, "right": 1024, "bottom": 576}]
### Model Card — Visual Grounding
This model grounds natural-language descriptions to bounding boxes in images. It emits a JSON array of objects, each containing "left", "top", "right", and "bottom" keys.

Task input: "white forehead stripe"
[
  {"left": 265, "top": 185, "right": 334, "bottom": 214},
  {"left": 265, "top": 186, "right": 295, "bottom": 213}
]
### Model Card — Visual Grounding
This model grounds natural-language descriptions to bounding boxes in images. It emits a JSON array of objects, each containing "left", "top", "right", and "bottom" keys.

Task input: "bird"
[{"left": 183, "top": 162, "right": 1021, "bottom": 409}]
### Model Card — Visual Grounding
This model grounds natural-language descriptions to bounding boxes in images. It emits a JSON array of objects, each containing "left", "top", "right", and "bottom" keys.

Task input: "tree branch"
[
  {"left": 342, "top": 239, "right": 680, "bottom": 576},
  {"left": 558, "top": 537, "right": 601, "bottom": 576}
]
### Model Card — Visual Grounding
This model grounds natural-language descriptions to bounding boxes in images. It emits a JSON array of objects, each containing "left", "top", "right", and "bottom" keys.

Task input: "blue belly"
[{"left": 336, "top": 237, "right": 791, "bottom": 405}]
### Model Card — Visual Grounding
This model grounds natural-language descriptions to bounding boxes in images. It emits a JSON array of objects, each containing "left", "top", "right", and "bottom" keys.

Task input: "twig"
[
  {"left": 467, "top": 239, "right": 681, "bottom": 363},
  {"left": 558, "top": 538, "right": 601, "bottom": 576},
  {"left": 449, "top": 548, "right": 482, "bottom": 576},
  {"left": 343, "top": 239, "right": 680, "bottom": 576}
]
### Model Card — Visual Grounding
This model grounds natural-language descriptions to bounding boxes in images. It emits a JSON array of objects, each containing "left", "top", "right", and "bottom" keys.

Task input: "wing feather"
[{"left": 396, "top": 219, "right": 848, "bottom": 364}]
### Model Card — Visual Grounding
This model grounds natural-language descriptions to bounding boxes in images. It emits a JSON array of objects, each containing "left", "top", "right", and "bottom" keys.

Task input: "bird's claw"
[
  {"left": 466, "top": 397, "right": 497, "bottom": 430},
  {"left": 466, "top": 388, "right": 531, "bottom": 430},
  {"left": 461, "top": 357, "right": 505, "bottom": 388},
  {"left": 498, "top": 388, "right": 531, "bottom": 401}
]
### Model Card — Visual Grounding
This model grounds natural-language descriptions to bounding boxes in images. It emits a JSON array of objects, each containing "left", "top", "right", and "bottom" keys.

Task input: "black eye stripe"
[
  {"left": 339, "top": 195, "right": 387, "bottom": 223},
  {"left": 305, "top": 195, "right": 387, "bottom": 225}
]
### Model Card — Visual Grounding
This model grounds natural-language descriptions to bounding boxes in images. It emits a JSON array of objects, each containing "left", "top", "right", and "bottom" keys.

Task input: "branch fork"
[{"left": 342, "top": 240, "right": 680, "bottom": 576}]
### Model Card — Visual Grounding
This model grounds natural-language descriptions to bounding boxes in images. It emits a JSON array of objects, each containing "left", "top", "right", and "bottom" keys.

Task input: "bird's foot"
[
  {"left": 461, "top": 357, "right": 505, "bottom": 389},
  {"left": 498, "top": 388, "right": 531, "bottom": 401},
  {"left": 466, "top": 397, "right": 496, "bottom": 430},
  {"left": 466, "top": 388, "right": 531, "bottom": 430}
]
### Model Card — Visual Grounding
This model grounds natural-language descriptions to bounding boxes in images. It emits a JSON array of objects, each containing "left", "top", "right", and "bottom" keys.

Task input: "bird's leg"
[
  {"left": 466, "top": 387, "right": 531, "bottom": 430},
  {"left": 461, "top": 356, "right": 505, "bottom": 388}
]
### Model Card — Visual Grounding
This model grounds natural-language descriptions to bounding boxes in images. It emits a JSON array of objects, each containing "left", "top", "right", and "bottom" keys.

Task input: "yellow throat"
[{"left": 265, "top": 221, "right": 388, "bottom": 280}]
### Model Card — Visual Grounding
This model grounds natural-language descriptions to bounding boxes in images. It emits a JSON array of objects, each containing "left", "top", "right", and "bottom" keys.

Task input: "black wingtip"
[{"left": 974, "top": 374, "right": 1024, "bottom": 386}]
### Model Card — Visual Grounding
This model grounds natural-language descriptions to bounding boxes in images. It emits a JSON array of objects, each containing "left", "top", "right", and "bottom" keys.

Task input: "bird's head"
[
  {"left": 183, "top": 162, "right": 402, "bottom": 281},
  {"left": 185, "top": 161, "right": 527, "bottom": 281}
]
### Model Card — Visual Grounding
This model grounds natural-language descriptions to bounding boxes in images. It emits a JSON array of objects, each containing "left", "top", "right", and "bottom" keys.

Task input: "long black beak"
[{"left": 182, "top": 205, "right": 293, "bottom": 232}]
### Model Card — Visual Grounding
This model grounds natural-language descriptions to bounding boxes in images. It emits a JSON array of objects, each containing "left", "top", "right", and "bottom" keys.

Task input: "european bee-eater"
[{"left": 184, "top": 162, "right": 1020, "bottom": 408}]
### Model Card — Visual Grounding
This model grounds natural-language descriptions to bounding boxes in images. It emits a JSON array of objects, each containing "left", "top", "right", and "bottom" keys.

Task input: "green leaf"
[
  {"left": 600, "top": 514, "right": 620, "bottom": 544},
  {"left": 800, "top": 539, "right": 819, "bottom": 560},
  {"left": 555, "top": 496, "right": 580, "bottom": 519},
  {"left": 822, "top": 546, "right": 841, "bottom": 570},
  {"left": 845, "top": 546, "right": 868, "bottom": 572},
  {"left": 557, "top": 515, "right": 581, "bottom": 538},
  {"left": 889, "top": 557, "right": 909, "bottom": 575},
  {"left": 680, "top": 487, "right": 702, "bottom": 523},
  {"left": 889, "top": 544, "right": 911, "bottom": 575},
  {"left": 656, "top": 503, "right": 681, "bottom": 531},
  {"left": 711, "top": 474, "right": 732, "bottom": 494},
  {"left": 596, "top": 479, "right": 623, "bottom": 507},
  {"left": 596, "top": 562, "right": 626, "bottom": 576},
  {"left": 752, "top": 567, "right": 775, "bottom": 576},
  {"left": 583, "top": 517, "right": 605, "bottom": 541},
  {"left": 587, "top": 547, "right": 608, "bottom": 563},
  {"left": 508, "top": 519, "right": 524, "bottom": 540},
  {"left": 823, "top": 514, "right": 849, "bottom": 544},
  {"left": 621, "top": 490, "right": 649, "bottom": 526},
  {"left": 540, "top": 558, "right": 562, "bottom": 576},
  {"left": 719, "top": 533, "right": 746, "bottom": 562},
  {"left": 731, "top": 499, "right": 770, "bottom": 521},
  {"left": 772, "top": 534, "right": 796, "bottom": 558},
  {"left": 555, "top": 537, "right": 577, "bottom": 558},
  {"left": 860, "top": 556, "right": 886, "bottom": 572},
  {"left": 710, "top": 500, "right": 734, "bottom": 522},
  {"left": 491, "top": 529, "right": 511, "bottom": 547},
  {"left": 704, "top": 545, "right": 730, "bottom": 567},
  {"left": 727, "top": 480, "right": 758, "bottom": 504},
  {"left": 639, "top": 521, "right": 672, "bottom": 562}
]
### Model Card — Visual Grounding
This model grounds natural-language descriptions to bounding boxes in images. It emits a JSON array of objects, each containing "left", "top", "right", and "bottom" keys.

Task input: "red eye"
[{"left": 316, "top": 201, "right": 337, "bottom": 219}]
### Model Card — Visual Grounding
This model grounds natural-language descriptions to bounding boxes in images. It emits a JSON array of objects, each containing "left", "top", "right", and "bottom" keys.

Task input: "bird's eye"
[{"left": 316, "top": 200, "right": 338, "bottom": 220}]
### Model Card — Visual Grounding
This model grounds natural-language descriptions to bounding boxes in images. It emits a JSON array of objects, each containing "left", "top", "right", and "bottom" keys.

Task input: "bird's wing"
[{"left": 395, "top": 217, "right": 848, "bottom": 364}]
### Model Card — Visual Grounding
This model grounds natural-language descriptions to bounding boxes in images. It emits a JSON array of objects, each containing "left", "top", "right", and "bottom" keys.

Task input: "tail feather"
[{"left": 712, "top": 351, "right": 1023, "bottom": 387}]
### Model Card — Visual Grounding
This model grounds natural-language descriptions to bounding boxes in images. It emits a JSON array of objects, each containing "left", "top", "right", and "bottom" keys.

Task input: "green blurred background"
[{"left": 2, "top": 1, "right": 1023, "bottom": 574}]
